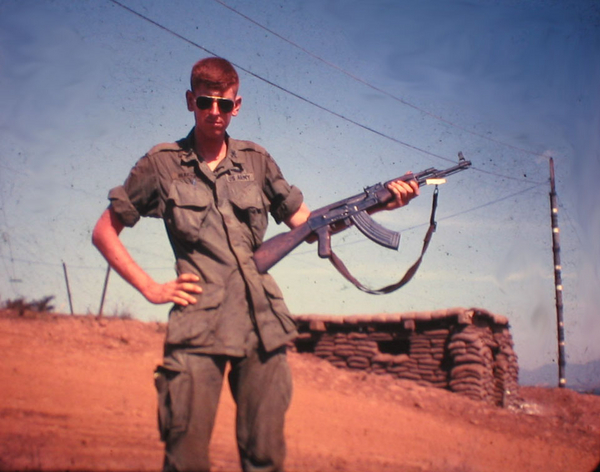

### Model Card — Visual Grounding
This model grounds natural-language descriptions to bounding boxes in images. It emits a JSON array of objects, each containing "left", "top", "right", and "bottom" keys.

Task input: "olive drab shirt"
[{"left": 108, "top": 130, "right": 303, "bottom": 355}]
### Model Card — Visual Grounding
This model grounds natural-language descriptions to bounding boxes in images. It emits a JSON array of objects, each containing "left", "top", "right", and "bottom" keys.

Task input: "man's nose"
[{"left": 209, "top": 100, "right": 221, "bottom": 114}]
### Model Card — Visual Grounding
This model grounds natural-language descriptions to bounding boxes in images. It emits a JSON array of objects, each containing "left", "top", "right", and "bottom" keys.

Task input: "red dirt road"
[{"left": 1, "top": 311, "right": 599, "bottom": 472}]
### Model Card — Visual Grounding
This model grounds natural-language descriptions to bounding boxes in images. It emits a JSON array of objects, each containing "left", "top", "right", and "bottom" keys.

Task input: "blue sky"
[{"left": 1, "top": 0, "right": 599, "bottom": 377}]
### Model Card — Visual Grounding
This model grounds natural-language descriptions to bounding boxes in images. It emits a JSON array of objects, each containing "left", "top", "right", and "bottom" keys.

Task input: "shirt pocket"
[
  {"left": 166, "top": 283, "right": 224, "bottom": 345},
  {"left": 165, "top": 180, "right": 211, "bottom": 243},
  {"left": 261, "top": 275, "right": 297, "bottom": 334},
  {"left": 229, "top": 183, "right": 269, "bottom": 248}
]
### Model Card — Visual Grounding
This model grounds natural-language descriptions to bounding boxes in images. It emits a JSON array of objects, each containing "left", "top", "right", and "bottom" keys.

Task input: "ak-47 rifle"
[{"left": 253, "top": 153, "right": 472, "bottom": 294}]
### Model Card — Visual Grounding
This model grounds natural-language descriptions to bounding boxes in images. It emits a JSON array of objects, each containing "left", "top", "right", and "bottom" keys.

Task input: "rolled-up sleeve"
[
  {"left": 263, "top": 155, "right": 303, "bottom": 224},
  {"left": 108, "top": 155, "right": 161, "bottom": 227}
]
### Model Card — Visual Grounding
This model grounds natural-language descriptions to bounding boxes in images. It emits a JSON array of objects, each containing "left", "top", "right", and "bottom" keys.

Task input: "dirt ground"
[{"left": 0, "top": 310, "right": 599, "bottom": 472}]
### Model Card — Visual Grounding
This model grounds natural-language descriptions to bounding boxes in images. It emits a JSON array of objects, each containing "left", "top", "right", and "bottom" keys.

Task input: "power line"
[
  {"left": 0, "top": 183, "right": 546, "bottom": 280},
  {"left": 107, "top": 0, "right": 451, "bottom": 164},
  {"left": 1, "top": 161, "right": 103, "bottom": 198},
  {"left": 268, "top": 182, "right": 548, "bottom": 259},
  {"left": 0, "top": 163, "right": 28, "bottom": 176},
  {"left": 556, "top": 194, "right": 583, "bottom": 248},
  {"left": 211, "top": 0, "right": 551, "bottom": 160},
  {"left": 0, "top": 181, "right": 20, "bottom": 292},
  {"left": 431, "top": 182, "right": 547, "bottom": 225},
  {"left": 0, "top": 182, "right": 546, "bottom": 270},
  {"left": 470, "top": 164, "right": 546, "bottom": 185},
  {"left": 0, "top": 255, "right": 176, "bottom": 272},
  {"left": 107, "top": 0, "right": 541, "bottom": 185},
  {"left": 0, "top": 256, "right": 63, "bottom": 268}
]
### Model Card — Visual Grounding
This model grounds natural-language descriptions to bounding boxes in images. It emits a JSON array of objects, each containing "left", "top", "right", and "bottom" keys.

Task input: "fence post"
[
  {"left": 62, "top": 262, "right": 74, "bottom": 315},
  {"left": 98, "top": 265, "right": 111, "bottom": 317}
]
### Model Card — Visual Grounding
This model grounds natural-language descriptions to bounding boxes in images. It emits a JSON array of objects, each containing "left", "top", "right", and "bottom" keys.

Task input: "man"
[{"left": 92, "top": 57, "right": 418, "bottom": 472}]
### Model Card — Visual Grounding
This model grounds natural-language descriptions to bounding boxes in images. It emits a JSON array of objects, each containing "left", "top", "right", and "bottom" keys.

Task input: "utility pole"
[{"left": 549, "top": 158, "right": 566, "bottom": 388}]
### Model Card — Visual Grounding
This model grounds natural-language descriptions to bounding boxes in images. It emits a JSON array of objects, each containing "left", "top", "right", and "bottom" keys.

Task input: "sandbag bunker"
[{"left": 291, "top": 307, "right": 520, "bottom": 408}]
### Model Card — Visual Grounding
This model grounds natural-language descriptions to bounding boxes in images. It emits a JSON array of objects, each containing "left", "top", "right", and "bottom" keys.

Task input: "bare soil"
[{"left": 0, "top": 309, "right": 599, "bottom": 472}]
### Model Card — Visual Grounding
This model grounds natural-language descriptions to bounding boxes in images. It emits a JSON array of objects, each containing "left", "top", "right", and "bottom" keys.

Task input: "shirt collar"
[
  {"left": 177, "top": 128, "right": 246, "bottom": 174},
  {"left": 177, "top": 128, "right": 197, "bottom": 165}
]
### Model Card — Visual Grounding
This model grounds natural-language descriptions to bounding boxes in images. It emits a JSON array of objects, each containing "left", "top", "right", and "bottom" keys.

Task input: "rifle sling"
[{"left": 327, "top": 186, "right": 439, "bottom": 295}]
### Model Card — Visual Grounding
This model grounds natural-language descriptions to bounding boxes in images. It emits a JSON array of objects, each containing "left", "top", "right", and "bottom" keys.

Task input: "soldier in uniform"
[{"left": 92, "top": 57, "right": 418, "bottom": 472}]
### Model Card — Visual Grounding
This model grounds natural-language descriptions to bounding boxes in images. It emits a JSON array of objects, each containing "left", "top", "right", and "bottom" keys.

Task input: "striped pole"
[{"left": 549, "top": 158, "right": 566, "bottom": 388}]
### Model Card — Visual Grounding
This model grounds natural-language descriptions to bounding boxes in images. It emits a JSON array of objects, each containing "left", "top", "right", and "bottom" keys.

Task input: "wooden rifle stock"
[{"left": 253, "top": 222, "right": 314, "bottom": 273}]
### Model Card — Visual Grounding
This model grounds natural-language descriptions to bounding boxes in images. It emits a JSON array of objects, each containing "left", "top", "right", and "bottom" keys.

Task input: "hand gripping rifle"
[{"left": 253, "top": 153, "right": 471, "bottom": 294}]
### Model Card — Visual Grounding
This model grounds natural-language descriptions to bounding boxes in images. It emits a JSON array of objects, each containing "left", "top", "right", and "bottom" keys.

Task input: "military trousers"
[{"left": 155, "top": 344, "right": 292, "bottom": 472}]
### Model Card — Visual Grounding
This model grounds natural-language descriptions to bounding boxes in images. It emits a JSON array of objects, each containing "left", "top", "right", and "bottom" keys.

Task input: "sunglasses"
[{"left": 195, "top": 95, "right": 235, "bottom": 113}]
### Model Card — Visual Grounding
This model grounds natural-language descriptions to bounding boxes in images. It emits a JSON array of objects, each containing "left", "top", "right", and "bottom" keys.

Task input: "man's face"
[{"left": 186, "top": 84, "right": 241, "bottom": 142}]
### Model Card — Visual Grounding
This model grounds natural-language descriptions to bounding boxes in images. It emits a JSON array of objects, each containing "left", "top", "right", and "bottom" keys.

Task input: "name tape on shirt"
[{"left": 227, "top": 173, "right": 255, "bottom": 182}]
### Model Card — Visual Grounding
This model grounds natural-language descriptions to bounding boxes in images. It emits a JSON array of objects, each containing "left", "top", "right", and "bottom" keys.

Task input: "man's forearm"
[
  {"left": 92, "top": 207, "right": 202, "bottom": 306},
  {"left": 92, "top": 208, "right": 156, "bottom": 297}
]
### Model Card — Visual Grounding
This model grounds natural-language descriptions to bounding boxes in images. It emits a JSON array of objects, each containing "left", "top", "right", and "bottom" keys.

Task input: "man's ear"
[
  {"left": 185, "top": 90, "right": 195, "bottom": 112},
  {"left": 232, "top": 96, "right": 242, "bottom": 116}
]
